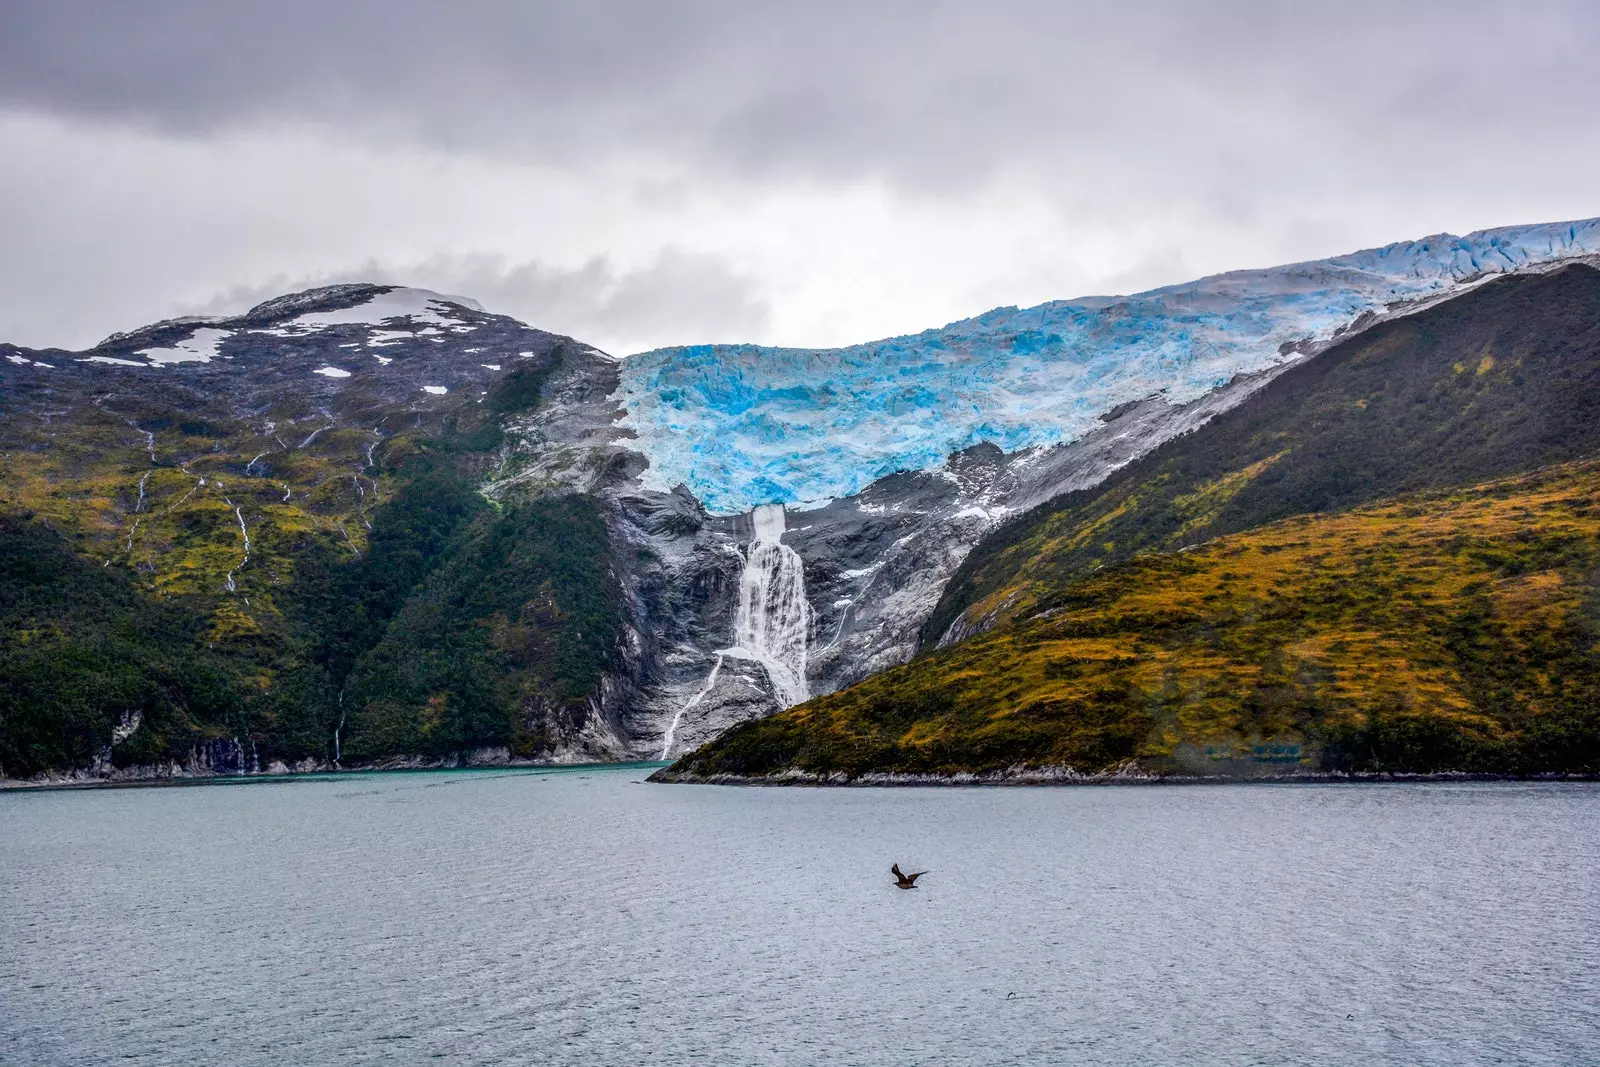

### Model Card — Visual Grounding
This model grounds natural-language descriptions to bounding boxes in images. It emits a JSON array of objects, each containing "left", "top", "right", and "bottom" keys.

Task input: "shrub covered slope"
[
  {"left": 668, "top": 460, "right": 1600, "bottom": 780},
  {"left": 0, "top": 349, "right": 621, "bottom": 779},
  {"left": 667, "top": 266, "right": 1600, "bottom": 781},
  {"left": 927, "top": 264, "right": 1600, "bottom": 645}
]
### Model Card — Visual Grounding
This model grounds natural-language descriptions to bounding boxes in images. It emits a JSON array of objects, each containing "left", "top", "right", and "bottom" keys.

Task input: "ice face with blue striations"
[{"left": 617, "top": 218, "right": 1600, "bottom": 514}]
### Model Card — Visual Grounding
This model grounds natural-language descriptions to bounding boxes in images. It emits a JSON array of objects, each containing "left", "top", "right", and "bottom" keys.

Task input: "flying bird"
[{"left": 891, "top": 863, "right": 927, "bottom": 889}]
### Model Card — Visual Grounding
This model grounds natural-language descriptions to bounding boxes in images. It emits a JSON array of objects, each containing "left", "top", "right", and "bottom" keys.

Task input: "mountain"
[
  {"left": 659, "top": 263, "right": 1600, "bottom": 782},
  {"left": 0, "top": 285, "right": 633, "bottom": 779},
  {"left": 3, "top": 220, "right": 1599, "bottom": 783}
]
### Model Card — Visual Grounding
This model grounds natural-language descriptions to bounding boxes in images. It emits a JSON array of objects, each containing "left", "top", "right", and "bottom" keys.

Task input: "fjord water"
[{"left": 3, "top": 772, "right": 1596, "bottom": 1066}]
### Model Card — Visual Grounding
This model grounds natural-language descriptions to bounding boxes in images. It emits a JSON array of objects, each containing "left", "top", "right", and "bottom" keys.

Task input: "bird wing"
[
  {"left": 891, "top": 863, "right": 904, "bottom": 879},
  {"left": 905, "top": 871, "right": 927, "bottom": 884}
]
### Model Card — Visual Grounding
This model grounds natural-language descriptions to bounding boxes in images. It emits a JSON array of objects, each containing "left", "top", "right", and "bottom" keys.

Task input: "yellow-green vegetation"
[
  {"left": 674, "top": 459, "right": 1600, "bottom": 780},
  {"left": 928, "top": 263, "right": 1600, "bottom": 645},
  {"left": 1, "top": 359, "right": 623, "bottom": 778}
]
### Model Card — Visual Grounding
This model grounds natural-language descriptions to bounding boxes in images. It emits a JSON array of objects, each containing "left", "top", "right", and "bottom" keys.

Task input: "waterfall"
[
  {"left": 659, "top": 654, "right": 725, "bottom": 760},
  {"left": 222, "top": 498, "right": 251, "bottom": 593},
  {"left": 661, "top": 503, "right": 812, "bottom": 760},
  {"left": 727, "top": 504, "right": 812, "bottom": 709}
]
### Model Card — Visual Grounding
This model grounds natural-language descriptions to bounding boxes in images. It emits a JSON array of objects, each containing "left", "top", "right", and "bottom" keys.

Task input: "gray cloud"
[
  {"left": 5, "top": 1, "right": 1597, "bottom": 193},
  {"left": 3, "top": 2, "right": 1599, "bottom": 354},
  {"left": 188, "top": 249, "right": 773, "bottom": 355}
]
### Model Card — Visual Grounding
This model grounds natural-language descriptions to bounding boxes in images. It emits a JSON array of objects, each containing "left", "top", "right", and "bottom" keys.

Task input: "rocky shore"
[{"left": 646, "top": 763, "right": 1598, "bottom": 787}]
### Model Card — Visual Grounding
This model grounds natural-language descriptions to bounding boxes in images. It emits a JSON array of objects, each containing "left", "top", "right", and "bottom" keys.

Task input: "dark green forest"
[{"left": 0, "top": 460, "right": 620, "bottom": 780}]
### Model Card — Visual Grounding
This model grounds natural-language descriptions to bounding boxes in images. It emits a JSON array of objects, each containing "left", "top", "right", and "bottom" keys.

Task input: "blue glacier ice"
[{"left": 617, "top": 218, "right": 1600, "bottom": 514}]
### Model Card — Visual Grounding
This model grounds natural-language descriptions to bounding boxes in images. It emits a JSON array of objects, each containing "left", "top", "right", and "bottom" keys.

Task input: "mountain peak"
[{"left": 241, "top": 284, "right": 487, "bottom": 323}]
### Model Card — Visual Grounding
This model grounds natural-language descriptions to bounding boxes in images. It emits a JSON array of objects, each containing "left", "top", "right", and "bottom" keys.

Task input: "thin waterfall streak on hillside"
[
  {"left": 298, "top": 422, "right": 333, "bottom": 450},
  {"left": 125, "top": 471, "right": 152, "bottom": 552},
  {"left": 661, "top": 654, "right": 725, "bottom": 759},
  {"left": 334, "top": 689, "right": 346, "bottom": 765},
  {"left": 116, "top": 416, "right": 158, "bottom": 463},
  {"left": 822, "top": 562, "right": 887, "bottom": 653},
  {"left": 223, "top": 498, "right": 250, "bottom": 593},
  {"left": 352, "top": 474, "right": 375, "bottom": 530},
  {"left": 163, "top": 479, "right": 202, "bottom": 515}
]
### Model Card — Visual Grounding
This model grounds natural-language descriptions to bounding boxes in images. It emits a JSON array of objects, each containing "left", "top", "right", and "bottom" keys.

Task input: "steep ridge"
[
  {"left": 928, "top": 263, "right": 1600, "bottom": 645},
  {"left": 660, "top": 263, "right": 1600, "bottom": 782}
]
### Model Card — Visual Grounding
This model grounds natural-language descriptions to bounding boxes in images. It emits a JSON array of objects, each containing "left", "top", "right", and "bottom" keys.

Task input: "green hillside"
[
  {"left": 927, "top": 263, "right": 1600, "bottom": 645},
  {"left": 0, "top": 368, "right": 622, "bottom": 780},
  {"left": 663, "top": 459, "right": 1600, "bottom": 781},
  {"left": 665, "top": 265, "right": 1600, "bottom": 782}
]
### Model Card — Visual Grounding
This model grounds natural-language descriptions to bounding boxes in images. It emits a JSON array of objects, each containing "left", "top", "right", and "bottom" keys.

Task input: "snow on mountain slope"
[
  {"left": 617, "top": 218, "right": 1600, "bottom": 514},
  {"left": 41, "top": 285, "right": 493, "bottom": 371}
]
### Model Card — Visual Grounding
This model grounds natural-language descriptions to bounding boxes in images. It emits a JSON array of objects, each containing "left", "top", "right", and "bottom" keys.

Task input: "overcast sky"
[{"left": 3, "top": 1, "right": 1598, "bottom": 354}]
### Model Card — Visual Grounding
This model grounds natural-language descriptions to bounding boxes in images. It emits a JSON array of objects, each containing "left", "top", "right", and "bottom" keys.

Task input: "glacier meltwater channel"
[{"left": 661, "top": 504, "right": 812, "bottom": 759}]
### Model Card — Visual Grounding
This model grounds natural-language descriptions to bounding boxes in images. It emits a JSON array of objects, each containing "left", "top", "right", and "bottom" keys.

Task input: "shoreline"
[
  {"left": 0, "top": 759, "right": 668, "bottom": 793},
  {"left": 8, "top": 759, "right": 1595, "bottom": 793},
  {"left": 646, "top": 765, "right": 1600, "bottom": 787}
]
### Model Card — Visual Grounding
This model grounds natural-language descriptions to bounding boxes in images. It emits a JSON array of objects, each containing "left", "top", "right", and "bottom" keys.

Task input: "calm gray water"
[{"left": 2, "top": 770, "right": 1597, "bottom": 1066}]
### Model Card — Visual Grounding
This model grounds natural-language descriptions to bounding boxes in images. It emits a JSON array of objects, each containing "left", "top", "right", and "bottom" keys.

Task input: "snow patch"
[
  {"left": 421, "top": 385, "right": 448, "bottom": 395},
  {"left": 136, "top": 327, "right": 231, "bottom": 365},
  {"left": 78, "top": 356, "right": 148, "bottom": 367},
  {"left": 313, "top": 366, "right": 352, "bottom": 378},
  {"left": 282, "top": 288, "right": 482, "bottom": 333}
]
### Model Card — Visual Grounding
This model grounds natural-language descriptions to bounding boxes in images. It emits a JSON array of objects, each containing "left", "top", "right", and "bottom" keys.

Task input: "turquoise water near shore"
[{"left": 3, "top": 768, "right": 1597, "bottom": 1065}]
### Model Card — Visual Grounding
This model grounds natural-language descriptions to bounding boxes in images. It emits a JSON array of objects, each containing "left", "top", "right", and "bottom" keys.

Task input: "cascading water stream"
[
  {"left": 728, "top": 504, "right": 812, "bottom": 708},
  {"left": 660, "top": 503, "right": 812, "bottom": 759}
]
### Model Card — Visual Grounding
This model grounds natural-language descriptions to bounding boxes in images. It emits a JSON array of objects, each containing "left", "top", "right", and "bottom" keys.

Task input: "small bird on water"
[{"left": 891, "top": 863, "right": 928, "bottom": 889}]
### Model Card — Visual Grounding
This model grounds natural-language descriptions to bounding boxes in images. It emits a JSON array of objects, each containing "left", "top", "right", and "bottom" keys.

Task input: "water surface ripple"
[{"left": 3, "top": 771, "right": 1596, "bottom": 1065}]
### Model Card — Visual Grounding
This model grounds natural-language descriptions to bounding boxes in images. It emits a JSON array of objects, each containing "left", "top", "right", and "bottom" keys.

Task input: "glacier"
[{"left": 617, "top": 217, "right": 1600, "bottom": 514}]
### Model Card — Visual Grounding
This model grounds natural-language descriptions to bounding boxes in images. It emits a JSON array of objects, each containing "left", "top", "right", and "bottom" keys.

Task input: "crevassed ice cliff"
[{"left": 618, "top": 219, "right": 1600, "bottom": 514}]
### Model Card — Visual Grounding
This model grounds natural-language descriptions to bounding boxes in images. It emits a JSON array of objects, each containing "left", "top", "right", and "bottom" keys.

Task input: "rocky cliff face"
[
  {"left": 458, "top": 318, "right": 1299, "bottom": 760},
  {"left": 498, "top": 277, "right": 1538, "bottom": 761}
]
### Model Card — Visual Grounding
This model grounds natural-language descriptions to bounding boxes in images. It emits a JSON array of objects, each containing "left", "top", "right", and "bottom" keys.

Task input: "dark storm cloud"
[
  {"left": 5, "top": 1, "right": 1600, "bottom": 353},
  {"left": 6, "top": 1, "right": 1598, "bottom": 190}
]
